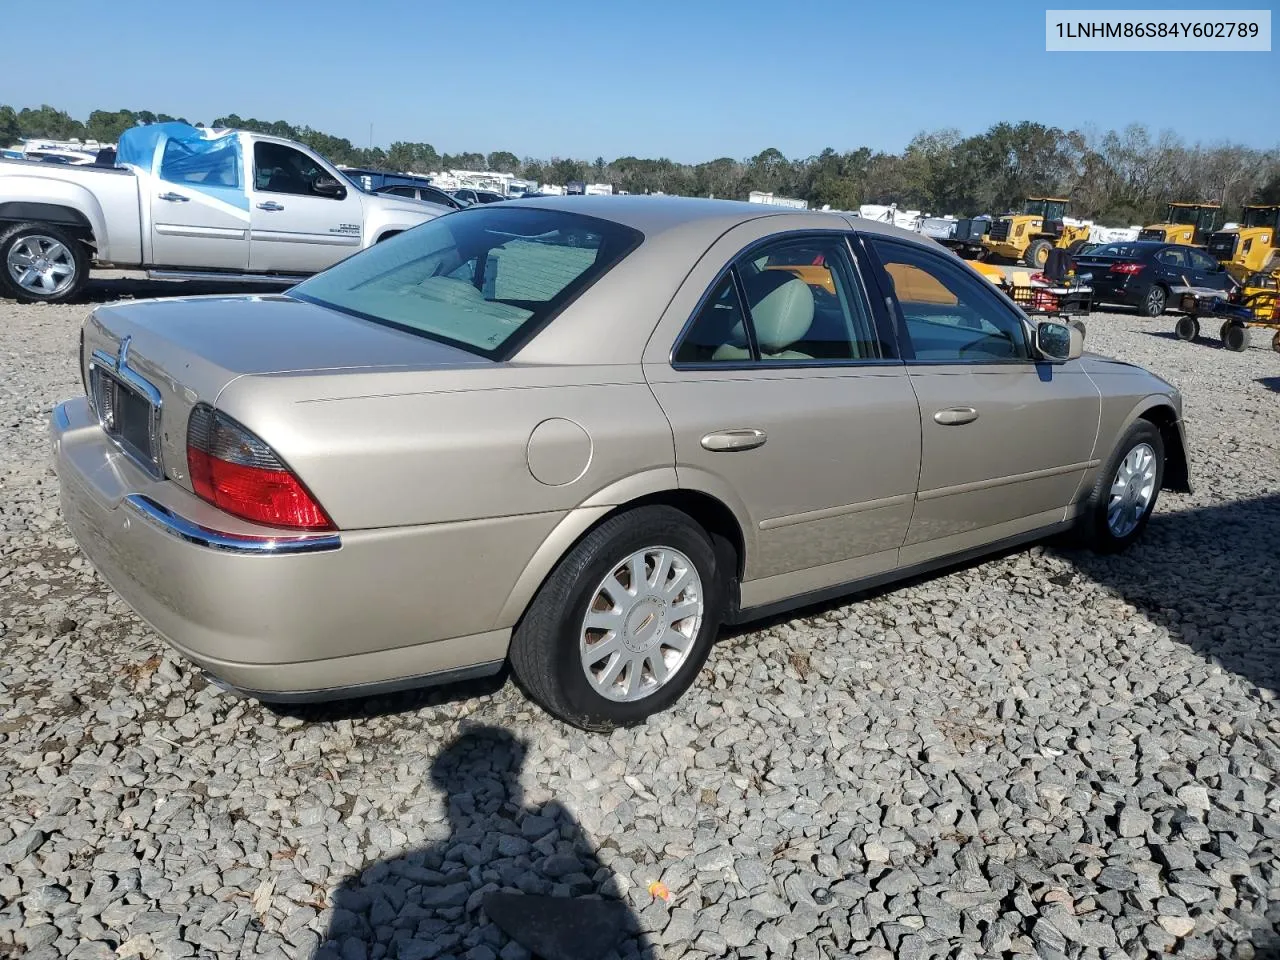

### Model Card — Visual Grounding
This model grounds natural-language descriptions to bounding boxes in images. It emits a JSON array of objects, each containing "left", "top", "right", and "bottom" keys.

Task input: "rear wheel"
[
  {"left": 1222, "top": 323, "right": 1250, "bottom": 352},
  {"left": 0, "top": 221, "right": 89, "bottom": 304},
  {"left": 1174, "top": 315, "right": 1199, "bottom": 341},
  {"left": 1082, "top": 420, "right": 1164, "bottom": 554},
  {"left": 1140, "top": 284, "right": 1168, "bottom": 318},
  {"left": 1272, "top": 330, "right": 1280, "bottom": 353},
  {"left": 509, "top": 506, "right": 726, "bottom": 730},
  {"left": 1066, "top": 239, "right": 1088, "bottom": 257},
  {"left": 1024, "top": 239, "right": 1052, "bottom": 269}
]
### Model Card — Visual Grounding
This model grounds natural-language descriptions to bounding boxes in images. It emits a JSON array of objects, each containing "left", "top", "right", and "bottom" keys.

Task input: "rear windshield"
[
  {"left": 292, "top": 207, "right": 642, "bottom": 358},
  {"left": 1083, "top": 243, "right": 1144, "bottom": 259}
]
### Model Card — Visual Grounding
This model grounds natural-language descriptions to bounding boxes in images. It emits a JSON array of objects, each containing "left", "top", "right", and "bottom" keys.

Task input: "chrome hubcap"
[
  {"left": 1107, "top": 442, "right": 1157, "bottom": 538},
  {"left": 579, "top": 546, "right": 703, "bottom": 703},
  {"left": 7, "top": 235, "right": 75, "bottom": 295}
]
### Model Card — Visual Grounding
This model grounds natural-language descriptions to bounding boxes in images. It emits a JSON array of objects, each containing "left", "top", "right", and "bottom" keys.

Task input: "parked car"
[
  {"left": 452, "top": 187, "right": 506, "bottom": 205},
  {"left": 51, "top": 197, "right": 1189, "bottom": 730},
  {"left": 374, "top": 183, "right": 467, "bottom": 210},
  {"left": 1073, "top": 239, "right": 1231, "bottom": 317},
  {"left": 340, "top": 168, "right": 464, "bottom": 210},
  {"left": 0, "top": 122, "right": 443, "bottom": 303}
]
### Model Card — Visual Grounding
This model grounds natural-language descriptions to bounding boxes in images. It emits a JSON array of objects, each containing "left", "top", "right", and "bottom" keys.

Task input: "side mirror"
[
  {"left": 312, "top": 176, "right": 346, "bottom": 199},
  {"left": 1035, "top": 320, "right": 1084, "bottom": 362}
]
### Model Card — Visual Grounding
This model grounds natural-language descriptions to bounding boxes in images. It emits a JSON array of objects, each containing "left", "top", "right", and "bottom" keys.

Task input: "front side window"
[
  {"left": 870, "top": 238, "right": 1030, "bottom": 363},
  {"left": 291, "top": 207, "right": 642, "bottom": 358},
  {"left": 254, "top": 142, "right": 340, "bottom": 198},
  {"left": 1187, "top": 249, "right": 1219, "bottom": 272},
  {"left": 674, "top": 235, "right": 883, "bottom": 365}
]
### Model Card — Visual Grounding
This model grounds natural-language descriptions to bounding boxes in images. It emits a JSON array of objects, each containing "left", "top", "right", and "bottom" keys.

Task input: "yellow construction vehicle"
[
  {"left": 1138, "top": 202, "right": 1221, "bottom": 245},
  {"left": 981, "top": 197, "right": 1092, "bottom": 269},
  {"left": 1207, "top": 204, "right": 1280, "bottom": 283}
]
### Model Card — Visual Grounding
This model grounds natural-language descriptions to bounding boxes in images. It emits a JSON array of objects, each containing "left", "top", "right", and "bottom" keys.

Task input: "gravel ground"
[{"left": 1, "top": 279, "right": 1278, "bottom": 960}]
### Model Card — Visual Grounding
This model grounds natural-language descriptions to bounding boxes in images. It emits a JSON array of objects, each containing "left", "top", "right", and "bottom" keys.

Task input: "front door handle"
[
  {"left": 257, "top": 201, "right": 285, "bottom": 211},
  {"left": 157, "top": 192, "right": 189, "bottom": 202},
  {"left": 701, "top": 428, "right": 767, "bottom": 452},
  {"left": 933, "top": 407, "right": 979, "bottom": 426}
]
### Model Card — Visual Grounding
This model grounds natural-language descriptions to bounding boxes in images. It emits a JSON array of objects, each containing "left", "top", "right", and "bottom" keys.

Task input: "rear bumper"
[{"left": 49, "top": 397, "right": 561, "bottom": 699}]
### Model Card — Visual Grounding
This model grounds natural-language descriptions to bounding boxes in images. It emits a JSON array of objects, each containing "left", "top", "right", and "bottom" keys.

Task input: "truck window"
[
  {"left": 160, "top": 136, "right": 242, "bottom": 189},
  {"left": 254, "top": 142, "right": 338, "bottom": 198}
]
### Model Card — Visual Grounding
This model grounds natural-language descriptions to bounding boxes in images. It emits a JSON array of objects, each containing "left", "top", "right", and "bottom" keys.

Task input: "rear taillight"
[
  {"left": 186, "top": 405, "right": 333, "bottom": 531},
  {"left": 1110, "top": 262, "right": 1145, "bottom": 276}
]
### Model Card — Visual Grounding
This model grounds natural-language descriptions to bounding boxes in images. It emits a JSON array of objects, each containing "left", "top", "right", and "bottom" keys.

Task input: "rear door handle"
[
  {"left": 933, "top": 407, "right": 979, "bottom": 426},
  {"left": 257, "top": 201, "right": 285, "bottom": 211},
  {"left": 157, "top": 192, "right": 189, "bottom": 202},
  {"left": 701, "top": 428, "right": 767, "bottom": 452}
]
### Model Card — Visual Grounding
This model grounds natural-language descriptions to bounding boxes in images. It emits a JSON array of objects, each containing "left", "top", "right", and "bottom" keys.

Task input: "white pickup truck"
[{"left": 0, "top": 122, "right": 447, "bottom": 303}]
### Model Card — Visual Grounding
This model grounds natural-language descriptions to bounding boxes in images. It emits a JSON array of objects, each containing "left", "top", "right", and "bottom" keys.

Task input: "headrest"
[{"left": 741, "top": 271, "right": 814, "bottom": 352}]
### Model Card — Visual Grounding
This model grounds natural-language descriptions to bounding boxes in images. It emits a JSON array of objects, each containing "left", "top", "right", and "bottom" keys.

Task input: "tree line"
[{"left": 4, "top": 103, "right": 1277, "bottom": 225}]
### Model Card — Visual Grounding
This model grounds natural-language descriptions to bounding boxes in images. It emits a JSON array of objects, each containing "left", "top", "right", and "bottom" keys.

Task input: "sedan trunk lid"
[{"left": 80, "top": 293, "right": 492, "bottom": 495}]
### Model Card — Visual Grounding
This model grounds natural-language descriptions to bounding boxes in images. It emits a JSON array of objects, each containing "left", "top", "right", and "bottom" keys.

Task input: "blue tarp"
[{"left": 117, "top": 122, "right": 248, "bottom": 211}]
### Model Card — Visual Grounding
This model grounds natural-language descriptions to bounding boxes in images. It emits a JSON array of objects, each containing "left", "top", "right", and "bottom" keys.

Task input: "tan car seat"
[{"left": 713, "top": 272, "right": 815, "bottom": 361}]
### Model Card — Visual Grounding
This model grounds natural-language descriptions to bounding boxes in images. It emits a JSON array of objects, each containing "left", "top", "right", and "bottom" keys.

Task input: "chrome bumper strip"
[{"left": 124, "top": 495, "right": 341, "bottom": 555}]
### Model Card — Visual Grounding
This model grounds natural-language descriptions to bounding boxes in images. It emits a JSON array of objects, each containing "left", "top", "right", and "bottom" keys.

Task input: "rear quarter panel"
[
  {"left": 214, "top": 363, "right": 678, "bottom": 531},
  {"left": 0, "top": 163, "right": 142, "bottom": 263}
]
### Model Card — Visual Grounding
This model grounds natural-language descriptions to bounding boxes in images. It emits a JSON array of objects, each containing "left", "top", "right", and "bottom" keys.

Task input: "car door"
[
  {"left": 1186, "top": 247, "right": 1229, "bottom": 292},
  {"left": 148, "top": 132, "right": 249, "bottom": 270},
  {"left": 1154, "top": 246, "right": 1190, "bottom": 288},
  {"left": 642, "top": 224, "right": 921, "bottom": 610},
  {"left": 247, "top": 141, "right": 366, "bottom": 274},
  {"left": 862, "top": 235, "right": 1101, "bottom": 566}
]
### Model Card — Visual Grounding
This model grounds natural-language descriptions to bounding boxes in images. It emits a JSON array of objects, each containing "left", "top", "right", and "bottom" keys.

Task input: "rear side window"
[
  {"left": 291, "top": 207, "right": 642, "bottom": 358},
  {"left": 159, "top": 136, "right": 242, "bottom": 189},
  {"left": 674, "top": 235, "right": 884, "bottom": 365},
  {"left": 1157, "top": 248, "right": 1188, "bottom": 269}
]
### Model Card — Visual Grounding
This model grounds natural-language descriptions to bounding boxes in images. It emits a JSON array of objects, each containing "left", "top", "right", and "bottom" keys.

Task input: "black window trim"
[
  {"left": 860, "top": 234, "right": 1039, "bottom": 367},
  {"left": 669, "top": 229, "right": 902, "bottom": 371}
]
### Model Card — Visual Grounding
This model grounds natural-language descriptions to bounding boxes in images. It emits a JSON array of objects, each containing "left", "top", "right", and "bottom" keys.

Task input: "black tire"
[
  {"left": 1066, "top": 239, "right": 1088, "bottom": 257},
  {"left": 1024, "top": 239, "right": 1052, "bottom": 269},
  {"left": 1140, "top": 284, "right": 1168, "bottom": 318},
  {"left": 1081, "top": 420, "right": 1165, "bottom": 554},
  {"left": 509, "top": 505, "right": 726, "bottom": 731},
  {"left": 0, "top": 221, "right": 89, "bottom": 304},
  {"left": 1222, "top": 323, "right": 1249, "bottom": 352},
  {"left": 1271, "top": 330, "right": 1280, "bottom": 354},
  {"left": 1174, "top": 315, "right": 1199, "bottom": 341}
]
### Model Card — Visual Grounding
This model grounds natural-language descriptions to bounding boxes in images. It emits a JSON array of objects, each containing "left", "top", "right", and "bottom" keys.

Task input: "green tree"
[{"left": 0, "top": 105, "right": 20, "bottom": 146}]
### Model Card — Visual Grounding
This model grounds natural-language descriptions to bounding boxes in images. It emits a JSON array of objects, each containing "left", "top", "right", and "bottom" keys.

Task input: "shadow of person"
[{"left": 317, "top": 726, "right": 653, "bottom": 960}]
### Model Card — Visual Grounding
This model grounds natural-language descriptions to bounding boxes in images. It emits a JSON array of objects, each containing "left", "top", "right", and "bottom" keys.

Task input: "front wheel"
[
  {"left": 1024, "top": 239, "right": 1052, "bottom": 269},
  {"left": 1140, "top": 284, "right": 1168, "bottom": 318},
  {"left": 0, "top": 221, "right": 89, "bottom": 303},
  {"left": 1222, "top": 323, "right": 1250, "bottom": 352},
  {"left": 509, "top": 506, "right": 725, "bottom": 730},
  {"left": 1081, "top": 420, "right": 1165, "bottom": 553},
  {"left": 1174, "top": 315, "right": 1199, "bottom": 341}
]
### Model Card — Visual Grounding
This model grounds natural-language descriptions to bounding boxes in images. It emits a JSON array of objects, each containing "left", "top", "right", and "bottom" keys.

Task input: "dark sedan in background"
[{"left": 1074, "top": 240, "right": 1231, "bottom": 316}]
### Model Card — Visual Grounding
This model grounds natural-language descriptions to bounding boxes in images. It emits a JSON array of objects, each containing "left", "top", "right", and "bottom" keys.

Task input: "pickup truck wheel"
[{"left": 1, "top": 222, "right": 88, "bottom": 304}]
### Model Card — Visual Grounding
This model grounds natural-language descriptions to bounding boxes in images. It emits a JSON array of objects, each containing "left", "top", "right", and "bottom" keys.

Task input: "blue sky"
[{"left": 6, "top": 0, "right": 1275, "bottom": 161}]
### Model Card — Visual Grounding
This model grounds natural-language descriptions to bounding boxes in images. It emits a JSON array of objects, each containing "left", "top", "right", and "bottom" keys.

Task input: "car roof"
[{"left": 501, "top": 194, "right": 929, "bottom": 246}]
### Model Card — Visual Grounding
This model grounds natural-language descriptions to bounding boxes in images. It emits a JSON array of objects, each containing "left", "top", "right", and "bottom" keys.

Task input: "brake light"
[
  {"left": 1110, "top": 262, "right": 1145, "bottom": 276},
  {"left": 186, "top": 405, "right": 333, "bottom": 530}
]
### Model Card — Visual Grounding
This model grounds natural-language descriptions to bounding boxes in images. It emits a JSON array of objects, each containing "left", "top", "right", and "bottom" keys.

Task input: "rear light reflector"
[
  {"left": 186, "top": 405, "right": 333, "bottom": 531},
  {"left": 1110, "top": 262, "right": 1145, "bottom": 276}
]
